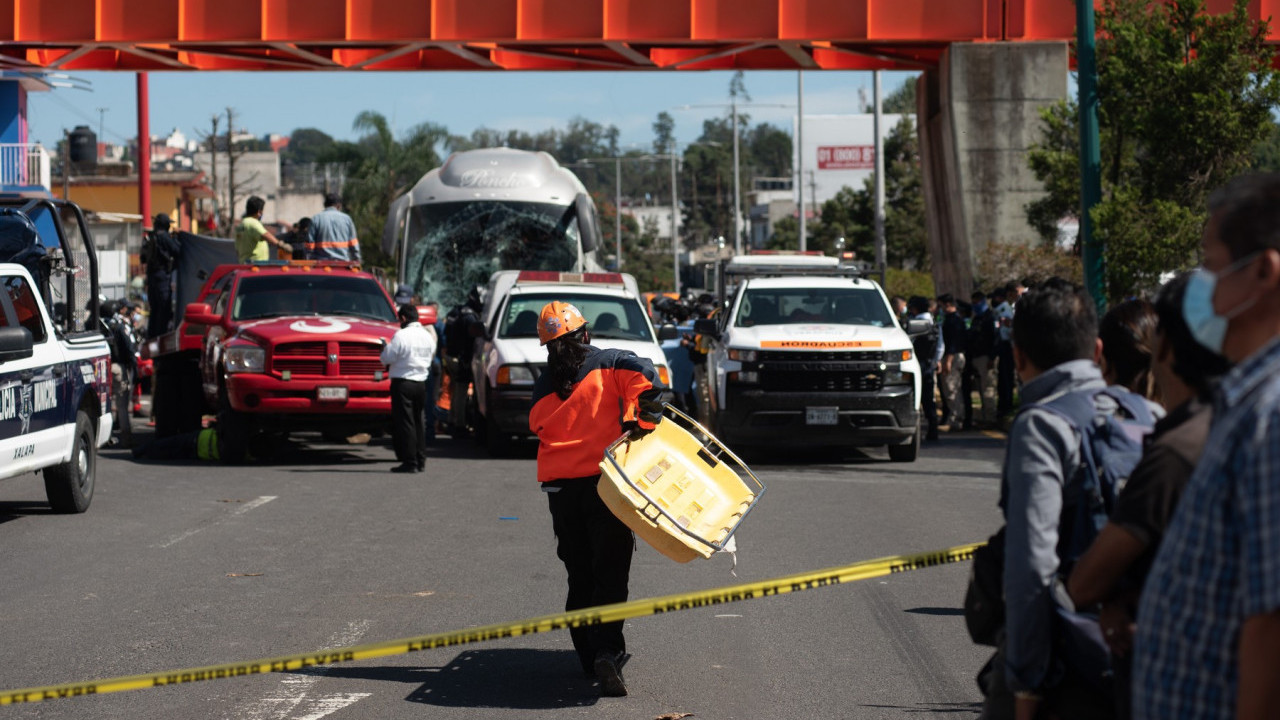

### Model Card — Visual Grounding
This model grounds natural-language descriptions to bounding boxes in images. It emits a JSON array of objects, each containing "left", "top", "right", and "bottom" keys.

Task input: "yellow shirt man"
[{"left": 236, "top": 216, "right": 271, "bottom": 262}]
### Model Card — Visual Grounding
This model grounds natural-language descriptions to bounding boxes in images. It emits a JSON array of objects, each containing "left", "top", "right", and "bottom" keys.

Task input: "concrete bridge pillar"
[{"left": 917, "top": 42, "right": 1069, "bottom": 296}]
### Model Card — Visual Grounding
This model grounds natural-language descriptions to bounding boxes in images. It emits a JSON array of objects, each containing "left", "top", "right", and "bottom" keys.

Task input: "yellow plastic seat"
[{"left": 598, "top": 406, "right": 765, "bottom": 563}]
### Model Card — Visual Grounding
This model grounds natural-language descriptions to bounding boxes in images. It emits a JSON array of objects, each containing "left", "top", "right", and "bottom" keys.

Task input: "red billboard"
[{"left": 817, "top": 145, "right": 874, "bottom": 170}]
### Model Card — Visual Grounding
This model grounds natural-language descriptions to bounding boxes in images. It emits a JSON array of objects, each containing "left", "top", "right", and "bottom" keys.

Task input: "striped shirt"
[
  {"left": 309, "top": 207, "right": 360, "bottom": 262},
  {"left": 1134, "top": 336, "right": 1280, "bottom": 720}
]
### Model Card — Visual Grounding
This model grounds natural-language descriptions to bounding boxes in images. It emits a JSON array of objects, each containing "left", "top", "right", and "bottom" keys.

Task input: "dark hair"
[
  {"left": 1207, "top": 173, "right": 1280, "bottom": 261},
  {"left": 938, "top": 293, "right": 955, "bottom": 306},
  {"left": 1099, "top": 299, "right": 1158, "bottom": 399},
  {"left": 397, "top": 303, "right": 419, "bottom": 324},
  {"left": 546, "top": 328, "right": 591, "bottom": 400},
  {"left": 1012, "top": 277, "right": 1097, "bottom": 371},
  {"left": 1152, "top": 273, "right": 1231, "bottom": 400},
  {"left": 295, "top": 217, "right": 312, "bottom": 231},
  {"left": 971, "top": 291, "right": 986, "bottom": 302},
  {"left": 907, "top": 295, "right": 929, "bottom": 315},
  {"left": 244, "top": 196, "right": 265, "bottom": 217},
  {"left": 324, "top": 192, "right": 341, "bottom": 208}
]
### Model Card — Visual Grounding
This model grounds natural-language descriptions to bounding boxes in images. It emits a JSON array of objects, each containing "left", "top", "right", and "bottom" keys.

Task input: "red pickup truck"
[{"left": 155, "top": 262, "right": 399, "bottom": 462}]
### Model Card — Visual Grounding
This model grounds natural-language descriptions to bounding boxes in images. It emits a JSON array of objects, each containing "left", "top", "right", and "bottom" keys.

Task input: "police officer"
[
  {"left": 529, "top": 301, "right": 664, "bottom": 697},
  {"left": 144, "top": 213, "right": 180, "bottom": 339},
  {"left": 105, "top": 300, "right": 138, "bottom": 447},
  {"left": 380, "top": 304, "right": 436, "bottom": 473}
]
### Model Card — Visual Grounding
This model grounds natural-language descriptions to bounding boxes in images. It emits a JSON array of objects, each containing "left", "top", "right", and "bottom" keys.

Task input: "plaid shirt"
[{"left": 1134, "top": 336, "right": 1280, "bottom": 720}]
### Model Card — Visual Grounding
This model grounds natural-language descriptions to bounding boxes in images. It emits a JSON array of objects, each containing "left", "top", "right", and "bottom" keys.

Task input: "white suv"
[{"left": 471, "top": 271, "right": 674, "bottom": 454}]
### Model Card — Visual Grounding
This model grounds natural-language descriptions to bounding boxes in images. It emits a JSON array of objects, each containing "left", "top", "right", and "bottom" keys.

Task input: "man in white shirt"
[{"left": 381, "top": 304, "right": 436, "bottom": 473}]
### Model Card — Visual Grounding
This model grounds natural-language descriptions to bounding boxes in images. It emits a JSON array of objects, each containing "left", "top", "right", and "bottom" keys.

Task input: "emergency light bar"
[
  {"left": 516, "top": 271, "right": 625, "bottom": 285},
  {"left": 724, "top": 264, "right": 863, "bottom": 277}
]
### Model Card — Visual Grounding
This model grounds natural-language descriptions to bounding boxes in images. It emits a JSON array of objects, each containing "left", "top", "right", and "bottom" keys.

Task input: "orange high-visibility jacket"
[{"left": 530, "top": 346, "right": 664, "bottom": 483}]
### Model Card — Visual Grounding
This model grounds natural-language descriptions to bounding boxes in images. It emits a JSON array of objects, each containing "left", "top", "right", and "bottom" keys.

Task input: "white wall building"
[{"left": 792, "top": 113, "right": 909, "bottom": 208}]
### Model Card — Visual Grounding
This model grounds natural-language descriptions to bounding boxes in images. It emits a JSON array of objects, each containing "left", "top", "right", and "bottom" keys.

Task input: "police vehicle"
[{"left": 0, "top": 198, "right": 112, "bottom": 512}]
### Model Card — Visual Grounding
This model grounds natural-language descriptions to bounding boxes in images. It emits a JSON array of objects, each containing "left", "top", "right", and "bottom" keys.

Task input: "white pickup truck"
[
  {"left": 470, "top": 270, "right": 676, "bottom": 455},
  {"left": 0, "top": 198, "right": 113, "bottom": 512},
  {"left": 695, "top": 254, "right": 927, "bottom": 462}
]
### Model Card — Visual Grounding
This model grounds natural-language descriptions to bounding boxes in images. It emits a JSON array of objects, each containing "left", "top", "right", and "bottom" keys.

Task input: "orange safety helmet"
[{"left": 538, "top": 301, "right": 587, "bottom": 345}]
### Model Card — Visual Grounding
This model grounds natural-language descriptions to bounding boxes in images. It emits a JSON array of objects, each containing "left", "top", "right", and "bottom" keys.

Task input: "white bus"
[{"left": 382, "top": 147, "right": 604, "bottom": 309}]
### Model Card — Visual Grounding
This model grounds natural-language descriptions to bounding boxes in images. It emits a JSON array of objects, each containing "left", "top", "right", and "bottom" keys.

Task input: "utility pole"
[
  {"left": 873, "top": 70, "right": 886, "bottom": 285},
  {"left": 208, "top": 114, "right": 220, "bottom": 230},
  {"left": 615, "top": 157, "right": 623, "bottom": 270},
  {"left": 731, "top": 97, "right": 742, "bottom": 255},
  {"left": 797, "top": 70, "right": 805, "bottom": 252},
  {"left": 95, "top": 107, "right": 108, "bottom": 155},
  {"left": 61, "top": 129, "right": 70, "bottom": 200},
  {"left": 670, "top": 141, "right": 680, "bottom": 295},
  {"left": 1078, "top": 0, "right": 1105, "bottom": 311},
  {"left": 225, "top": 107, "right": 236, "bottom": 229}
]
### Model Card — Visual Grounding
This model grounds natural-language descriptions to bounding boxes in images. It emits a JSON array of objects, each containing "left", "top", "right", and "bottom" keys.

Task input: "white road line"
[
  {"left": 239, "top": 620, "right": 373, "bottom": 720},
  {"left": 157, "top": 496, "right": 278, "bottom": 549}
]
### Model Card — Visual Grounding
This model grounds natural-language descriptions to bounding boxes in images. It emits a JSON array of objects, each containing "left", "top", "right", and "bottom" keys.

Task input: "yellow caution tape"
[{"left": 0, "top": 541, "right": 983, "bottom": 705}]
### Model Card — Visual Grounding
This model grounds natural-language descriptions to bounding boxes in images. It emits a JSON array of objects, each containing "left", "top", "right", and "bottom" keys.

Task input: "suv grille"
[
  {"left": 270, "top": 341, "right": 386, "bottom": 378},
  {"left": 757, "top": 349, "right": 885, "bottom": 392}
]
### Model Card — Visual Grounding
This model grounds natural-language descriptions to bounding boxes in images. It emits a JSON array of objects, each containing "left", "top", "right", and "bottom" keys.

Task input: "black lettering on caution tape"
[{"left": 0, "top": 541, "right": 983, "bottom": 705}]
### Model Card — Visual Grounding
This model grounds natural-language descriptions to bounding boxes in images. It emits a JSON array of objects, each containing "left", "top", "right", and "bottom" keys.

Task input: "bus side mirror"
[
  {"left": 657, "top": 323, "right": 679, "bottom": 341},
  {"left": 693, "top": 318, "right": 720, "bottom": 339},
  {"left": 574, "top": 193, "right": 600, "bottom": 253}
]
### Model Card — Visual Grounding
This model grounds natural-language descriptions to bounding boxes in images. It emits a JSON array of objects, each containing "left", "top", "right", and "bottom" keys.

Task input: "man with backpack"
[
  {"left": 977, "top": 278, "right": 1156, "bottom": 720},
  {"left": 104, "top": 299, "right": 139, "bottom": 448},
  {"left": 143, "top": 213, "right": 180, "bottom": 339}
]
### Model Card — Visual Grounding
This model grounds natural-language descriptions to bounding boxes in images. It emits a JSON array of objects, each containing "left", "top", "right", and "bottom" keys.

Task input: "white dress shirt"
[{"left": 380, "top": 322, "right": 436, "bottom": 381}]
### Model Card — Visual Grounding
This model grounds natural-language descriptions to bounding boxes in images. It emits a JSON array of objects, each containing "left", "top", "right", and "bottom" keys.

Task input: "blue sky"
[{"left": 26, "top": 70, "right": 921, "bottom": 152}]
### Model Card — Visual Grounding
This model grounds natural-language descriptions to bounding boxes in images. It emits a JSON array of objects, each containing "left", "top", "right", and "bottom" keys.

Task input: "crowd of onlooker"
[
  {"left": 893, "top": 282, "right": 1026, "bottom": 440},
  {"left": 966, "top": 172, "right": 1280, "bottom": 720}
]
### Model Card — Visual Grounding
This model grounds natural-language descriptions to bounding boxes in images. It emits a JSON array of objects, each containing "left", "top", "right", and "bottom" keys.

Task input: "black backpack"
[
  {"left": 909, "top": 322, "right": 939, "bottom": 372},
  {"left": 967, "top": 309, "right": 997, "bottom": 358}
]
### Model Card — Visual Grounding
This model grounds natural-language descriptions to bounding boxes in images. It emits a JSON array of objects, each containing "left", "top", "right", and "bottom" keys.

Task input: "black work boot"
[{"left": 593, "top": 651, "right": 628, "bottom": 697}]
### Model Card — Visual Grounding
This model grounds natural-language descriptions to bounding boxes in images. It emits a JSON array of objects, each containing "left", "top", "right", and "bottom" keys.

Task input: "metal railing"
[{"left": 0, "top": 143, "right": 51, "bottom": 189}]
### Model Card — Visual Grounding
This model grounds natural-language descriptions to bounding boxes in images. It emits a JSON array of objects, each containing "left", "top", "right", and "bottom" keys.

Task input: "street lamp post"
[{"left": 670, "top": 140, "right": 680, "bottom": 296}]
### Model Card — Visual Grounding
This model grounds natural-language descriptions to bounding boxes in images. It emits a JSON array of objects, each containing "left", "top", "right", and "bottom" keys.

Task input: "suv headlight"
[
  {"left": 727, "top": 348, "right": 757, "bottom": 362},
  {"left": 883, "top": 365, "right": 912, "bottom": 385},
  {"left": 497, "top": 364, "right": 535, "bottom": 386},
  {"left": 224, "top": 346, "right": 265, "bottom": 374}
]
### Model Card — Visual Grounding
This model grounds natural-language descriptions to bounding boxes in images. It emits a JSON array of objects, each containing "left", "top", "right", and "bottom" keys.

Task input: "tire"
[
  {"left": 216, "top": 393, "right": 251, "bottom": 465},
  {"left": 888, "top": 428, "right": 920, "bottom": 463},
  {"left": 45, "top": 410, "right": 95, "bottom": 513},
  {"left": 486, "top": 423, "right": 512, "bottom": 457}
]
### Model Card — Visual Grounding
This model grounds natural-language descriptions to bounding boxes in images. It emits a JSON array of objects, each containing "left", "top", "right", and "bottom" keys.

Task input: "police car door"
[{"left": 0, "top": 271, "right": 71, "bottom": 474}]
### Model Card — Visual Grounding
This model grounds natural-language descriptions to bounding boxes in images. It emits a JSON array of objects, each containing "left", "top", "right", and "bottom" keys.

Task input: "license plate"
[
  {"left": 317, "top": 386, "right": 348, "bottom": 401},
  {"left": 806, "top": 407, "right": 838, "bottom": 425}
]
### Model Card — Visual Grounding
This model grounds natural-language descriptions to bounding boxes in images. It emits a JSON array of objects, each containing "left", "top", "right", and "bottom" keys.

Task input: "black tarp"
[{"left": 173, "top": 231, "right": 237, "bottom": 323}]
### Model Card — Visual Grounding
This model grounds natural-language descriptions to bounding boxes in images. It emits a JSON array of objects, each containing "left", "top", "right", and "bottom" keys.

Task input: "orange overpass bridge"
[{"left": 1, "top": 0, "right": 1271, "bottom": 293}]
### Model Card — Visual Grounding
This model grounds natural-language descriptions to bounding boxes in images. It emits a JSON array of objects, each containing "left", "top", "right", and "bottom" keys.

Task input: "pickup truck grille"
[
  {"left": 757, "top": 349, "right": 886, "bottom": 392},
  {"left": 270, "top": 341, "right": 386, "bottom": 377}
]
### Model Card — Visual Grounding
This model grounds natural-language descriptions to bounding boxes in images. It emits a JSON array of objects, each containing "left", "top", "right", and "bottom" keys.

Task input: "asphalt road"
[{"left": 0, "top": 424, "right": 1006, "bottom": 719}]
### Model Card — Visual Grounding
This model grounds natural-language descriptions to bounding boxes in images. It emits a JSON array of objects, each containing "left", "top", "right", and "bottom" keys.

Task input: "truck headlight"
[
  {"left": 224, "top": 346, "right": 265, "bottom": 374},
  {"left": 884, "top": 367, "right": 912, "bottom": 385},
  {"left": 727, "top": 348, "right": 757, "bottom": 362},
  {"left": 497, "top": 365, "right": 535, "bottom": 386},
  {"left": 728, "top": 370, "right": 759, "bottom": 384}
]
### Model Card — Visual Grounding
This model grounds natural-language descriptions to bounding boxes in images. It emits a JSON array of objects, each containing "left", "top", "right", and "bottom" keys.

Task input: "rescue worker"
[
  {"left": 380, "top": 303, "right": 436, "bottom": 473},
  {"left": 529, "top": 301, "right": 664, "bottom": 698},
  {"left": 131, "top": 426, "right": 221, "bottom": 461}
]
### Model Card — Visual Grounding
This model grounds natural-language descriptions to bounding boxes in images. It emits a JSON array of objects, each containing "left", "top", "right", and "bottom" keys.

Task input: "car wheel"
[
  {"left": 45, "top": 410, "right": 95, "bottom": 513},
  {"left": 888, "top": 428, "right": 920, "bottom": 463}
]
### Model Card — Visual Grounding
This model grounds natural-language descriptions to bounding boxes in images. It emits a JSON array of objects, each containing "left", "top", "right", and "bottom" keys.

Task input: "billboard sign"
[{"left": 817, "top": 145, "right": 875, "bottom": 170}]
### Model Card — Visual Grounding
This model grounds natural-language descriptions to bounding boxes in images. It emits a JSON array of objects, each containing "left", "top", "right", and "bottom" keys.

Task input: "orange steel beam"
[{"left": 0, "top": 0, "right": 1275, "bottom": 71}]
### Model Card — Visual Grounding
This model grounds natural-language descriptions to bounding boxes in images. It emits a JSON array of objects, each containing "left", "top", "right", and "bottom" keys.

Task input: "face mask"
[{"left": 1183, "top": 251, "right": 1261, "bottom": 354}]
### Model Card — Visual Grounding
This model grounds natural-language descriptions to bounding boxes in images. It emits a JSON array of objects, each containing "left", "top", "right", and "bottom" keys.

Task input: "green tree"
[
  {"left": 882, "top": 78, "right": 918, "bottom": 115},
  {"left": 281, "top": 128, "right": 336, "bottom": 164},
  {"left": 1251, "top": 121, "right": 1280, "bottom": 172},
  {"left": 1027, "top": 0, "right": 1280, "bottom": 298},
  {"left": 341, "top": 111, "right": 448, "bottom": 269}
]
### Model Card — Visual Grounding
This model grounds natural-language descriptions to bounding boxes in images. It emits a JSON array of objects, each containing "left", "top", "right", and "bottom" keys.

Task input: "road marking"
[
  {"left": 158, "top": 496, "right": 277, "bottom": 549},
  {"left": 239, "top": 621, "right": 372, "bottom": 720}
]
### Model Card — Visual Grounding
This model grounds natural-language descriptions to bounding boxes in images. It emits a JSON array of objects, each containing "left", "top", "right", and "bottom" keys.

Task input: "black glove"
[{"left": 622, "top": 421, "right": 653, "bottom": 442}]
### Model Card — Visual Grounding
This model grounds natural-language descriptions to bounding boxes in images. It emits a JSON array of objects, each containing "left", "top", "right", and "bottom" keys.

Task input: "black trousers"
[
  {"left": 546, "top": 477, "right": 633, "bottom": 672},
  {"left": 996, "top": 341, "right": 1015, "bottom": 417},
  {"left": 390, "top": 378, "right": 427, "bottom": 468},
  {"left": 921, "top": 370, "right": 938, "bottom": 435},
  {"left": 147, "top": 276, "right": 173, "bottom": 340}
]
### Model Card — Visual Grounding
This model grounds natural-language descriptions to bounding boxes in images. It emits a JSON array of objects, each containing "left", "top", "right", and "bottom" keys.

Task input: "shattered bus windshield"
[{"left": 404, "top": 201, "right": 580, "bottom": 309}]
